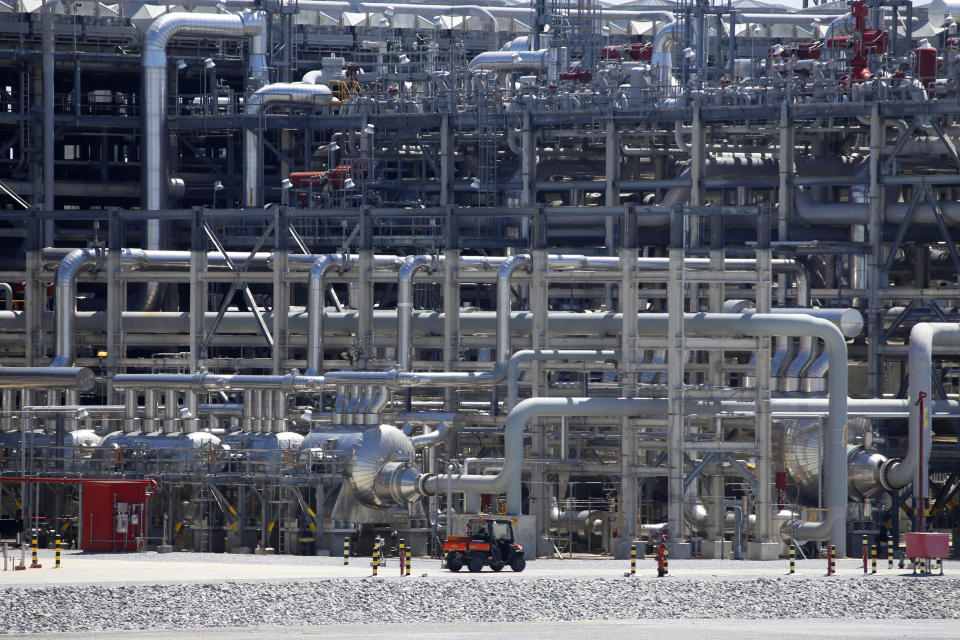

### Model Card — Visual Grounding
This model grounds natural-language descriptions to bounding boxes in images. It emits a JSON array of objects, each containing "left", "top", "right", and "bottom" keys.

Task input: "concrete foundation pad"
[
  {"left": 669, "top": 542, "right": 692, "bottom": 559},
  {"left": 612, "top": 539, "right": 644, "bottom": 560},
  {"left": 156, "top": 545, "right": 174, "bottom": 554},
  {"left": 747, "top": 542, "right": 780, "bottom": 560},
  {"left": 700, "top": 540, "right": 726, "bottom": 559}
]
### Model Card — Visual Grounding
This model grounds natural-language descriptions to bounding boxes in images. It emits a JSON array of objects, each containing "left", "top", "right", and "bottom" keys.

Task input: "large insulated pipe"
[
  {"left": 244, "top": 83, "right": 332, "bottom": 207},
  {"left": 306, "top": 254, "right": 404, "bottom": 375},
  {"left": 421, "top": 312, "right": 849, "bottom": 553},
  {"left": 398, "top": 255, "right": 438, "bottom": 371},
  {"left": 51, "top": 249, "right": 102, "bottom": 367},
  {"left": 144, "top": 10, "right": 267, "bottom": 209},
  {"left": 141, "top": 10, "right": 266, "bottom": 309},
  {"left": 0, "top": 367, "right": 95, "bottom": 390},
  {"left": 51, "top": 248, "right": 276, "bottom": 368},
  {"left": 882, "top": 324, "right": 960, "bottom": 505}
]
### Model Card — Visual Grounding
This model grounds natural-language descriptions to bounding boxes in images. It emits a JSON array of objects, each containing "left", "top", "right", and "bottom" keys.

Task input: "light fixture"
[
  {"left": 752, "top": 24, "right": 761, "bottom": 34},
  {"left": 378, "top": 16, "right": 389, "bottom": 27},
  {"left": 683, "top": 47, "right": 695, "bottom": 60},
  {"left": 281, "top": 178, "right": 293, "bottom": 190},
  {"left": 343, "top": 177, "right": 356, "bottom": 190},
  {"left": 511, "top": 52, "right": 521, "bottom": 64},
  {"left": 600, "top": 26, "right": 610, "bottom": 37},
  {"left": 214, "top": 179, "right": 224, "bottom": 191},
  {"left": 470, "top": 177, "right": 481, "bottom": 189},
  {"left": 383, "top": 5, "right": 394, "bottom": 18},
  {"left": 363, "top": 123, "right": 375, "bottom": 135},
  {"left": 398, "top": 53, "right": 410, "bottom": 65},
  {"left": 771, "top": 44, "right": 784, "bottom": 56},
  {"left": 328, "top": 141, "right": 339, "bottom": 152},
  {"left": 178, "top": 406, "right": 193, "bottom": 420},
  {"left": 75, "top": 408, "right": 88, "bottom": 420},
  {"left": 176, "top": 59, "right": 187, "bottom": 70},
  {"left": 96, "top": 349, "right": 108, "bottom": 358},
  {"left": 433, "top": 15, "right": 444, "bottom": 28},
  {"left": 300, "top": 408, "right": 313, "bottom": 422},
  {"left": 204, "top": 57, "right": 216, "bottom": 70},
  {"left": 216, "top": 1, "right": 226, "bottom": 12}
]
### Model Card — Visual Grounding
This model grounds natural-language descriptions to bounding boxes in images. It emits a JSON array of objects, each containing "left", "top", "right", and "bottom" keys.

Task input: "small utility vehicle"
[{"left": 442, "top": 516, "right": 526, "bottom": 572}]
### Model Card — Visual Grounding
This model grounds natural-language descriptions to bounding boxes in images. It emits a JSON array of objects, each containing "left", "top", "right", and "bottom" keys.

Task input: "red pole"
[{"left": 916, "top": 391, "right": 927, "bottom": 531}]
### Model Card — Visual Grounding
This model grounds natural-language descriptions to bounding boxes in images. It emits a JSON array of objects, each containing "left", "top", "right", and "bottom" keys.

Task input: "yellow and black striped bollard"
[
  {"left": 871, "top": 545, "right": 877, "bottom": 574},
  {"left": 399, "top": 539, "right": 405, "bottom": 576},
  {"left": 630, "top": 544, "right": 636, "bottom": 576},
  {"left": 372, "top": 546, "right": 379, "bottom": 577},
  {"left": 30, "top": 536, "right": 41, "bottom": 569},
  {"left": 663, "top": 546, "right": 669, "bottom": 576},
  {"left": 887, "top": 539, "right": 893, "bottom": 570},
  {"left": 937, "top": 557, "right": 943, "bottom": 575},
  {"left": 789, "top": 544, "right": 795, "bottom": 574},
  {"left": 405, "top": 547, "right": 411, "bottom": 577},
  {"left": 827, "top": 544, "right": 835, "bottom": 576},
  {"left": 343, "top": 537, "right": 350, "bottom": 565},
  {"left": 55, "top": 537, "right": 61, "bottom": 569},
  {"left": 919, "top": 556, "right": 926, "bottom": 575}
]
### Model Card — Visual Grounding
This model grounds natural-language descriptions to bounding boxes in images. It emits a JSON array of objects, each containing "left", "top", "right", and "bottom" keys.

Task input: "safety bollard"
[
  {"left": 663, "top": 545, "right": 669, "bottom": 576},
  {"left": 919, "top": 557, "right": 926, "bottom": 575},
  {"left": 938, "top": 557, "right": 943, "bottom": 576},
  {"left": 789, "top": 544, "right": 795, "bottom": 574},
  {"left": 871, "top": 545, "right": 877, "bottom": 574},
  {"left": 862, "top": 535, "right": 868, "bottom": 575},
  {"left": 30, "top": 536, "right": 41, "bottom": 569},
  {"left": 887, "top": 539, "right": 893, "bottom": 570},
  {"left": 630, "top": 544, "right": 636, "bottom": 576},
  {"left": 826, "top": 544, "right": 835, "bottom": 576},
  {"left": 372, "top": 546, "right": 379, "bottom": 577},
  {"left": 405, "top": 547, "right": 411, "bottom": 577},
  {"left": 55, "top": 537, "right": 61, "bottom": 569},
  {"left": 399, "top": 539, "right": 405, "bottom": 577},
  {"left": 343, "top": 537, "right": 350, "bottom": 565}
]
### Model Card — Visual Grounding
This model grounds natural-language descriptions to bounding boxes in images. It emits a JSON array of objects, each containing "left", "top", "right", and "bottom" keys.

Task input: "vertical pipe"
[
  {"left": 42, "top": 2, "right": 54, "bottom": 217},
  {"left": 144, "top": 389, "right": 157, "bottom": 433},
  {"left": 604, "top": 120, "right": 618, "bottom": 310},
  {"left": 164, "top": 390, "right": 178, "bottom": 433},
  {"left": 124, "top": 389, "right": 138, "bottom": 433}
]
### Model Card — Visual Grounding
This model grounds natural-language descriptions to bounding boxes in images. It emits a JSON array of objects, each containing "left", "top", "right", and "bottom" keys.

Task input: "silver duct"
[
  {"left": 140, "top": 9, "right": 266, "bottom": 310},
  {"left": 244, "top": 83, "right": 332, "bottom": 207}
]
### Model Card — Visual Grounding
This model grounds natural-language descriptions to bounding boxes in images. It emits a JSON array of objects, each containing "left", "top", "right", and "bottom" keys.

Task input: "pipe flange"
[
  {"left": 417, "top": 473, "right": 436, "bottom": 497},
  {"left": 878, "top": 457, "right": 901, "bottom": 492}
]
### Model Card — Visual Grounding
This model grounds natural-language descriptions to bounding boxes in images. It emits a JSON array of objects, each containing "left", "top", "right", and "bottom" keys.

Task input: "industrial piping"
[
  {"left": 420, "top": 312, "right": 850, "bottom": 555},
  {"left": 244, "top": 83, "right": 333, "bottom": 207}
]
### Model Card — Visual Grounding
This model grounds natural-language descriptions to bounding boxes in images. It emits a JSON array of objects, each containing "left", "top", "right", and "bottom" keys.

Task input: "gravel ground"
[{"left": 2, "top": 573, "right": 959, "bottom": 635}]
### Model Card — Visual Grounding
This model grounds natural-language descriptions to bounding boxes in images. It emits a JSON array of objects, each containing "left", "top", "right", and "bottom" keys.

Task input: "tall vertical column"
[
  {"left": 619, "top": 206, "right": 639, "bottom": 554},
  {"left": 42, "top": 3, "right": 55, "bottom": 221},
  {"left": 106, "top": 210, "right": 124, "bottom": 404},
  {"left": 529, "top": 212, "right": 549, "bottom": 554},
  {"left": 440, "top": 114, "right": 452, "bottom": 205},
  {"left": 272, "top": 207, "right": 290, "bottom": 375},
  {"left": 604, "top": 120, "right": 619, "bottom": 310},
  {"left": 442, "top": 208, "right": 460, "bottom": 414},
  {"left": 752, "top": 211, "right": 773, "bottom": 552},
  {"left": 357, "top": 207, "right": 374, "bottom": 370},
  {"left": 867, "top": 104, "right": 884, "bottom": 398},
  {"left": 521, "top": 110, "right": 536, "bottom": 207},
  {"left": 667, "top": 209, "right": 687, "bottom": 556},
  {"left": 189, "top": 208, "right": 207, "bottom": 374},
  {"left": 442, "top": 208, "right": 460, "bottom": 474}
]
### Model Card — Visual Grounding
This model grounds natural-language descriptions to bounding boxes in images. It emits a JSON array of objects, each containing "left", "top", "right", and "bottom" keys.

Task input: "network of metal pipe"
[{"left": 1, "top": 0, "right": 958, "bottom": 560}]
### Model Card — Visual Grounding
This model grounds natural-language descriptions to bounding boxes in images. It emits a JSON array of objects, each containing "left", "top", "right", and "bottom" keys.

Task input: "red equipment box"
[{"left": 905, "top": 532, "right": 949, "bottom": 558}]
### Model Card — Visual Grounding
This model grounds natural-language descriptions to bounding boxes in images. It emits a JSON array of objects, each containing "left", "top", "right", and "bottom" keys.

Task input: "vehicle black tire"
[
  {"left": 467, "top": 552, "right": 485, "bottom": 573},
  {"left": 446, "top": 553, "right": 463, "bottom": 572},
  {"left": 490, "top": 561, "right": 505, "bottom": 572},
  {"left": 510, "top": 555, "right": 526, "bottom": 572}
]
